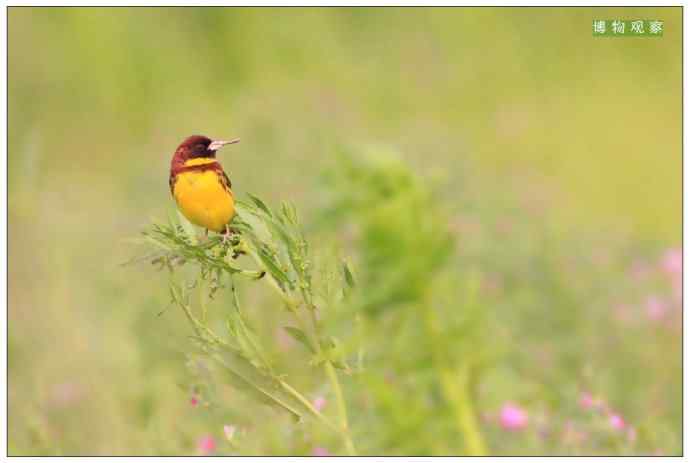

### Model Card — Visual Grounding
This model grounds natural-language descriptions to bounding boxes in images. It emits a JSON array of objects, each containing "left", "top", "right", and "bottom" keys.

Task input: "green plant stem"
[
  {"left": 179, "top": 298, "right": 202, "bottom": 338},
  {"left": 355, "top": 313, "right": 365, "bottom": 372},
  {"left": 241, "top": 243, "right": 300, "bottom": 311},
  {"left": 229, "top": 277, "right": 274, "bottom": 374},
  {"left": 438, "top": 364, "right": 486, "bottom": 456},
  {"left": 278, "top": 380, "right": 339, "bottom": 433},
  {"left": 424, "top": 304, "right": 487, "bottom": 456},
  {"left": 199, "top": 277, "right": 208, "bottom": 323},
  {"left": 324, "top": 359, "right": 357, "bottom": 455},
  {"left": 171, "top": 282, "right": 228, "bottom": 348},
  {"left": 243, "top": 239, "right": 357, "bottom": 455},
  {"left": 307, "top": 309, "right": 356, "bottom": 456}
]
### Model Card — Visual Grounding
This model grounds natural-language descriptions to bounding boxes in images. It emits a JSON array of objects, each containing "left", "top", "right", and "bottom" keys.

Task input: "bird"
[{"left": 169, "top": 135, "right": 240, "bottom": 238}]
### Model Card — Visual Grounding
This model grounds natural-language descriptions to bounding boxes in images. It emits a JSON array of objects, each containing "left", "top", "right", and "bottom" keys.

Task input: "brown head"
[{"left": 171, "top": 135, "right": 240, "bottom": 169}]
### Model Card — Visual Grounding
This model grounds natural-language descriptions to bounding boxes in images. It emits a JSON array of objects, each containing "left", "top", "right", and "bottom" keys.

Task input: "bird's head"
[{"left": 172, "top": 135, "right": 240, "bottom": 165}]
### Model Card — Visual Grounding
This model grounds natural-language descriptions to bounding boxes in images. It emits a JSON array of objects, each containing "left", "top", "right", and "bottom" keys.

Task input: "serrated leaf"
[{"left": 283, "top": 326, "right": 315, "bottom": 353}]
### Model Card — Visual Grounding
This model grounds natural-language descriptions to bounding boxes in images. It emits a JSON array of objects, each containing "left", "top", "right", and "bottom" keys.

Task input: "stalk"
[
  {"left": 308, "top": 308, "right": 357, "bottom": 456},
  {"left": 438, "top": 364, "right": 486, "bottom": 456},
  {"left": 243, "top": 239, "right": 357, "bottom": 455},
  {"left": 324, "top": 359, "right": 357, "bottom": 455},
  {"left": 278, "top": 380, "right": 340, "bottom": 433},
  {"left": 199, "top": 277, "right": 208, "bottom": 323},
  {"left": 424, "top": 303, "right": 487, "bottom": 456}
]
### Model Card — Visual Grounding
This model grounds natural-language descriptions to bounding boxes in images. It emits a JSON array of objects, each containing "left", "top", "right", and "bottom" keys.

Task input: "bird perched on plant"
[{"left": 169, "top": 135, "right": 239, "bottom": 237}]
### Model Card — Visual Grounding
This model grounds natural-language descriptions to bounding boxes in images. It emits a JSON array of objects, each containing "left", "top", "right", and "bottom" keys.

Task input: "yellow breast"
[{"left": 173, "top": 161, "right": 235, "bottom": 233}]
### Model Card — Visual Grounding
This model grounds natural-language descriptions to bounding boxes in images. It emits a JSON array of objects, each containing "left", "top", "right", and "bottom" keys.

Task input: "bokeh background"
[{"left": 9, "top": 7, "right": 681, "bottom": 456}]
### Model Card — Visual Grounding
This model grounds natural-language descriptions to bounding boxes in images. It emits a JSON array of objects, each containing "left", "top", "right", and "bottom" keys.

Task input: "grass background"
[{"left": 8, "top": 7, "right": 681, "bottom": 455}]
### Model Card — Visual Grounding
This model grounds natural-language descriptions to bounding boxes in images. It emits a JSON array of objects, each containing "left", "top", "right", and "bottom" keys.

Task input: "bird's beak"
[{"left": 209, "top": 138, "right": 240, "bottom": 151}]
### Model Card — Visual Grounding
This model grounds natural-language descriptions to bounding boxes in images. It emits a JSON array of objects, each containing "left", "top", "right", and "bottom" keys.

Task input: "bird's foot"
[
  {"left": 221, "top": 232, "right": 234, "bottom": 247},
  {"left": 221, "top": 225, "right": 245, "bottom": 259}
]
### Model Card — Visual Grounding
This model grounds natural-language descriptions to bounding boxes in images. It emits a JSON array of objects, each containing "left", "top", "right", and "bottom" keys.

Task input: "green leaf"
[
  {"left": 310, "top": 336, "right": 351, "bottom": 371},
  {"left": 247, "top": 192, "right": 273, "bottom": 217},
  {"left": 327, "top": 336, "right": 350, "bottom": 371},
  {"left": 188, "top": 337, "right": 308, "bottom": 423},
  {"left": 139, "top": 221, "right": 262, "bottom": 277},
  {"left": 283, "top": 326, "right": 315, "bottom": 353},
  {"left": 257, "top": 246, "right": 292, "bottom": 289},
  {"left": 309, "top": 351, "right": 328, "bottom": 367},
  {"left": 280, "top": 201, "right": 298, "bottom": 225},
  {"left": 343, "top": 261, "right": 356, "bottom": 288},
  {"left": 177, "top": 210, "right": 199, "bottom": 245},
  {"left": 263, "top": 219, "right": 295, "bottom": 250},
  {"left": 230, "top": 217, "right": 254, "bottom": 233},
  {"left": 235, "top": 199, "right": 257, "bottom": 215},
  {"left": 209, "top": 351, "right": 304, "bottom": 422}
]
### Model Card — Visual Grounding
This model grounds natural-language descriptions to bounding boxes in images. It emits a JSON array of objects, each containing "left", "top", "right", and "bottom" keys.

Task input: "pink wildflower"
[
  {"left": 609, "top": 413, "right": 625, "bottom": 431},
  {"left": 313, "top": 396, "right": 327, "bottom": 412},
  {"left": 661, "top": 248, "right": 682, "bottom": 275},
  {"left": 646, "top": 296, "right": 668, "bottom": 321},
  {"left": 579, "top": 392, "right": 594, "bottom": 410},
  {"left": 197, "top": 435, "right": 216, "bottom": 455},
  {"left": 661, "top": 248, "right": 683, "bottom": 306},
  {"left": 500, "top": 403, "right": 529, "bottom": 430},
  {"left": 190, "top": 395, "right": 199, "bottom": 407},
  {"left": 312, "top": 447, "right": 330, "bottom": 456}
]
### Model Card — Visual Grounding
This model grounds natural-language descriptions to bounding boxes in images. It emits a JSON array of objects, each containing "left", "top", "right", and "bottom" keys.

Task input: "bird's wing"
[
  {"left": 219, "top": 168, "right": 232, "bottom": 192},
  {"left": 169, "top": 172, "right": 177, "bottom": 196}
]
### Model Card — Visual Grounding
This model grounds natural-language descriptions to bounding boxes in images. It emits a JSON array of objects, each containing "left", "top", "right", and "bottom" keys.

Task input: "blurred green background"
[{"left": 9, "top": 7, "right": 681, "bottom": 456}]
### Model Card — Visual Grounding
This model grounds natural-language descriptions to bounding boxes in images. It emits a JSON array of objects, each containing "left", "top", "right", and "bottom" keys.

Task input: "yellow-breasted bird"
[{"left": 169, "top": 135, "right": 239, "bottom": 236}]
